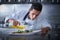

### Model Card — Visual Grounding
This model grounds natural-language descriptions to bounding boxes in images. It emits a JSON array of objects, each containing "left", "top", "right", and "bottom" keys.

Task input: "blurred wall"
[
  {"left": 0, "top": 4, "right": 31, "bottom": 17},
  {"left": 41, "top": 4, "right": 60, "bottom": 24}
]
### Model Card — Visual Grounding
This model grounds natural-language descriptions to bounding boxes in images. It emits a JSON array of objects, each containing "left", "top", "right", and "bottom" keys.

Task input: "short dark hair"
[{"left": 30, "top": 3, "right": 42, "bottom": 11}]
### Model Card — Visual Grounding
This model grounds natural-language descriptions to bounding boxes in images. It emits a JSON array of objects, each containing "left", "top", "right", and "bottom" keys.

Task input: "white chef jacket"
[{"left": 5, "top": 10, "right": 51, "bottom": 30}]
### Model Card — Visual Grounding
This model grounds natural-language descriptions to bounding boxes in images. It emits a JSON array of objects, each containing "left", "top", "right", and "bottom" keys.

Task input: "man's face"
[{"left": 29, "top": 9, "right": 40, "bottom": 20}]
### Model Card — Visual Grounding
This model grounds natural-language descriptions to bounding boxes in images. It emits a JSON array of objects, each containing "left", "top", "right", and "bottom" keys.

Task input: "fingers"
[
  {"left": 13, "top": 20, "right": 20, "bottom": 26},
  {"left": 41, "top": 28, "right": 49, "bottom": 36},
  {"left": 7, "top": 19, "right": 20, "bottom": 26},
  {"left": 7, "top": 19, "right": 14, "bottom": 23}
]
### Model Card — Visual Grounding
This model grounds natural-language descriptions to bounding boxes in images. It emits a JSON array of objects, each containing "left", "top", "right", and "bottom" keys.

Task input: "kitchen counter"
[{"left": 0, "top": 28, "right": 41, "bottom": 40}]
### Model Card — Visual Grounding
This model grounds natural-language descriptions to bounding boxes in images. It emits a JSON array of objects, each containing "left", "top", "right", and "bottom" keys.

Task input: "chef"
[{"left": 5, "top": 3, "right": 51, "bottom": 37}]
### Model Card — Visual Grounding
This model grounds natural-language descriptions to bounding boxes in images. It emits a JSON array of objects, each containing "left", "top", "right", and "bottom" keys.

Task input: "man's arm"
[
  {"left": 40, "top": 19, "right": 51, "bottom": 37},
  {"left": 5, "top": 10, "right": 28, "bottom": 26},
  {"left": 5, "top": 13, "right": 20, "bottom": 26},
  {"left": 41, "top": 27, "right": 51, "bottom": 37}
]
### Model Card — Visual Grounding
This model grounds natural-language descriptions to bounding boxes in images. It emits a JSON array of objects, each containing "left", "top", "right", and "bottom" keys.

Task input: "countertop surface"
[{"left": 0, "top": 28, "right": 41, "bottom": 37}]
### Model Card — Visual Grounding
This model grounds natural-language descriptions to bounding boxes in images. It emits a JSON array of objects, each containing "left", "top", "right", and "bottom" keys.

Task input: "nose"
[
  {"left": 32, "top": 15, "right": 36, "bottom": 20},
  {"left": 33, "top": 15, "right": 36, "bottom": 18}
]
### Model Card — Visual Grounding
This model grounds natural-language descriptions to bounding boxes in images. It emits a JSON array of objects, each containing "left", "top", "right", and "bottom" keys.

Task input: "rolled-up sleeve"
[
  {"left": 5, "top": 14, "right": 15, "bottom": 23},
  {"left": 35, "top": 17, "right": 52, "bottom": 30},
  {"left": 41, "top": 19, "right": 51, "bottom": 29}
]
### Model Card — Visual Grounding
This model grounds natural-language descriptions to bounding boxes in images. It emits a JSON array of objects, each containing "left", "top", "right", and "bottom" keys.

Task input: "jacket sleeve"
[
  {"left": 5, "top": 14, "right": 15, "bottom": 23},
  {"left": 34, "top": 16, "right": 52, "bottom": 30},
  {"left": 5, "top": 10, "right": 28, "bottom": 23},
  {"left": 40, "top": 19, "right": 52, "bottom": 29},
  {"left": 4, "top": 11, "right": 21, "bottom": 23}
]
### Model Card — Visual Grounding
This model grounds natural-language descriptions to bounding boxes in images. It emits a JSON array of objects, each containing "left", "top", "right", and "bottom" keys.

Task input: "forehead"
[{"left": 30, "top": 9, "right": 40, "bottom": 13}]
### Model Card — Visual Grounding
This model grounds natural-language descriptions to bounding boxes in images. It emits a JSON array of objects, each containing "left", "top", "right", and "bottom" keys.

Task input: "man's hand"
[
  {"left": 13, "top": 20, "right": 20, "bottom": 26},
  {"left": 7, "top": 19, "right": 20, "bottom": 26},
  {"left": 41, "top": 27, "right": 50, "bottom": 37}
]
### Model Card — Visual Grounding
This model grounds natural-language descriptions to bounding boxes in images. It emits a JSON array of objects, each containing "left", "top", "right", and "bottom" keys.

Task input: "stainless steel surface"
[
  {"left": 0, "top": 28, "right": 41, "bottom": 35},
  {"left": 0, "top": 28, "right": 41, "bottom": 40}
]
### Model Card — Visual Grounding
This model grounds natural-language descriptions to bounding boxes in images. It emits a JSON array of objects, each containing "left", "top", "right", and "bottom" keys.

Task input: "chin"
[{"left": 32, "top": 18, "right": 35, "bottom": 20}]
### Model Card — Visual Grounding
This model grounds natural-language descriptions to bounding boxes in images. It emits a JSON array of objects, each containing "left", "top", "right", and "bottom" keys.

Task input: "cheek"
[
  {"left": 29, "top": 13, "right": 32, "bottom": 17},
  {"left": 29, "top": 12, "right": 32, "bottom": 15},
  {"left": 28, "top": 14, "right": 31, "bottom": 19}
]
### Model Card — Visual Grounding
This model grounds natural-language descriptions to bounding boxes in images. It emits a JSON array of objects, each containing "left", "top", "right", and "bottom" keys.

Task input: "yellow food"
[{"left": 10, "top": 25, "right": 25, "bottom": 29}]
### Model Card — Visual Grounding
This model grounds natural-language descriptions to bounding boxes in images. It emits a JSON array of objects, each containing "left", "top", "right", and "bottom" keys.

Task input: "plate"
[
  {"left": 10, "top": 30, "right": 41, "bottom": 35},
  {"left": 0, "top": 28, "right": 41, "bottom": 36}
]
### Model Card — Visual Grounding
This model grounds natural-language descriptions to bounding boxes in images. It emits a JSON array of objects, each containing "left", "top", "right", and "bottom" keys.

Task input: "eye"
[{"left": 32, "top": 13, "right": 35, "bottom": 15}]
